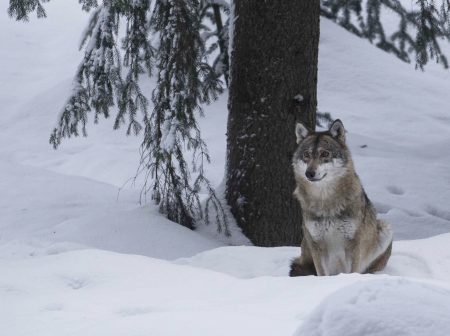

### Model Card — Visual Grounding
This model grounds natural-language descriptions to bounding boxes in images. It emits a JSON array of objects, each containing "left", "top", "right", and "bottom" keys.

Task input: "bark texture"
[{"left": 226, "top": 1, "right": 320, "bottom": 246}]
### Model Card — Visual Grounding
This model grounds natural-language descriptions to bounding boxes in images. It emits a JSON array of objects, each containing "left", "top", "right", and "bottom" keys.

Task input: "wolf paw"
[{"left": 289, "top": 259, "right": 316, "bottom": 277}]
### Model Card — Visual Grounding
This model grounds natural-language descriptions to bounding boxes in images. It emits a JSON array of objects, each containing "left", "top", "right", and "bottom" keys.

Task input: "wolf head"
[{"left": 292, "top": 119, "right": 351, "bottom": 183}]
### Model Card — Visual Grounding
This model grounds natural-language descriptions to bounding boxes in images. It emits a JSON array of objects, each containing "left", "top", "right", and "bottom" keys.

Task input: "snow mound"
[
  {"left": 383, "top": 233, "right": 450, "bottom": 281},
  {"left": 294, "top": 278, "right": 450, "bottom": 336},
  {"left": 176, "top": 245, "right": 297, "bottom": 278}
]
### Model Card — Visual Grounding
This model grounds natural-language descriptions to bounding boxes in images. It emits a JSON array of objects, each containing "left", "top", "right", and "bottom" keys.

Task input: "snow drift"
[{"left": 294, "top": 278, "right": 450, "bottom": 336}]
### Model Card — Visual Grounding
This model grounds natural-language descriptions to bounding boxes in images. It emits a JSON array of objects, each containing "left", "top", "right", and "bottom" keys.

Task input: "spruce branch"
[
  {"left": 321, "top": 0, "right": 450, "bottom": 69},
  {"left": 200, "top": 0, "right": 230, "bottom": 86},
  {"left": 50, "top": 4, "right": 122, "bottom": 148},
  {"left": 8, "top": 0, "right": 50, "bottom": 21},
  {"left": 138, "top": 0, "right": 227, "bottom": 231},
  {"left": 115, "top": 0, "right": 154, "bottom": 135},
  {"left": 79, "top": 0, "right": 98, "bottom": 12}
]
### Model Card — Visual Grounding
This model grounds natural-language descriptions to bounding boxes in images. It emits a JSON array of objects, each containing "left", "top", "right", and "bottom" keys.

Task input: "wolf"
[{"left": 290, "top": 119, "right": 392, "bottom": 276}]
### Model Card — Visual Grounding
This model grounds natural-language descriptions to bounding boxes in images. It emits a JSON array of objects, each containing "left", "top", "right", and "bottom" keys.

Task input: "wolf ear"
[
  {"left": 295, "top": 123, "right": 309, "bottom": 144},
  {"left": 329, "top": 119, "right": 346, "bottom": 143}
]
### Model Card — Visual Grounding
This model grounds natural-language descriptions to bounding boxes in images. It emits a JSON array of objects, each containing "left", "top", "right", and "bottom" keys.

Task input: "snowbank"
[
  {"left": 293, "top": 278, "right": 450, "bottom": 336},
  {"left": 3, "top": 236, "right": 450, "bottom": 336}
]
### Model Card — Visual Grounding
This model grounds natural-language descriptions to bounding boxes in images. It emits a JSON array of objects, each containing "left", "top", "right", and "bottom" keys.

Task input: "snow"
[
  {"left": 3, "top": 238, "right": 450, "bottom": 335},
  {"left": 294, "top": 278, "right": 450, "bottom": 336},
  {"left": 294, "top": 94, "right": 304, "bottom": 103},
  {"left": 1, "top": 1, "right": 450, "bottom": 335},
  {"left": 0, "top": 159, "right": 222, "bottom": 260}
]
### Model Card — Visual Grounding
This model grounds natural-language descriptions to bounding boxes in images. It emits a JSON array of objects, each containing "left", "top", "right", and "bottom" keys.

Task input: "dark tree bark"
[{"left": 226, "top": 1, "right": 320, "bottom": 246}]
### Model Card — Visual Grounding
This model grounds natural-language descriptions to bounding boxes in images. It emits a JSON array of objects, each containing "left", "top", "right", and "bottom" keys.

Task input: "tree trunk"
[{"left": 226, "top": 1, "right": 320, "bottom": 246}]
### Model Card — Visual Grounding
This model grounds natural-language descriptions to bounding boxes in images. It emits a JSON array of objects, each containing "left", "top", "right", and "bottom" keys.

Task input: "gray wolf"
[{"left": 290, "top": 119, "right": 392, "bottom": 276}]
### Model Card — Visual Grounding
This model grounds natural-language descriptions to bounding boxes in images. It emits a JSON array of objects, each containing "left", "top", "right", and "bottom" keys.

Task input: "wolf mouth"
[{"left": 307, "top": 173, "right": 327, "bottom": 182}]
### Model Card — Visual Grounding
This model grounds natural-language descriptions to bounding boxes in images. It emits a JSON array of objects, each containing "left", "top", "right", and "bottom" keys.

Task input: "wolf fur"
[{"left": 290, "top": 119, "right": 392, "bottom": 276}]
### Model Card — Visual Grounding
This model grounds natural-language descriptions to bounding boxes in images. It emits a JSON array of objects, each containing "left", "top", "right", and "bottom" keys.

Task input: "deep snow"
[
  {"left": 294, "top": 278, "right": 450, "bottom": 336},
  {"left": 1, "top": 1, "right": 450, "bottom": 335}
]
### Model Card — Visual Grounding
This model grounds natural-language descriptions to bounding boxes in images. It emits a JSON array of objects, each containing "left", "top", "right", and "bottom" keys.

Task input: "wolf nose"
[{"left": 305, "top": 170, "right": 315, "bottom": 179}]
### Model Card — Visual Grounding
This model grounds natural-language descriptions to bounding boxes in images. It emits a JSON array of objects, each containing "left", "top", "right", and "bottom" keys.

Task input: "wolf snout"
[{"left": 305, "top": 170, "right": 316, "bottom": 180}]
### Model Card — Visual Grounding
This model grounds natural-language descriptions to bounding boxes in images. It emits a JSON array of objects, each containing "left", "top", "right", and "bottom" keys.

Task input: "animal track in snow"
[
  {"left": 64, "top": 277, "right": 89, "bottom": 290},
  {"left": 43, "top": 303, "right": 64, "bottom": 311},
  {"left": 386, "top": 185, "right": 405, "bottom": 195},
  {"left": 425, "top": 206, "right": 450, "bottom": 222},
  {"left": 117, "top": 307, "right": 157, "bottom": 317}
]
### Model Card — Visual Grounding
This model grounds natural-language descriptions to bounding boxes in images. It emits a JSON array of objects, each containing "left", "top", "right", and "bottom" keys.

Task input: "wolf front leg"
[{"left": 349, "top": 241, "right": 362, "bottom": 273}]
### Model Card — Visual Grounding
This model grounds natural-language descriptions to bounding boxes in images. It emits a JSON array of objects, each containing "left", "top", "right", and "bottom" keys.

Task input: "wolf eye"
[
  {"left": 320, "top": 151, "right": 330, "bottom": 158},
  {"left": 303, "top": 151, "right": 311, "bottom": 159}
]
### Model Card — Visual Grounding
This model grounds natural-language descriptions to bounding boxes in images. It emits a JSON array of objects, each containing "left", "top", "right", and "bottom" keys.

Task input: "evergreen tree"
[
  {"left": 9, "top": 0, "right": 228, "bottom": 233},
  {"left": 142, "top": 0, "right": 226, "bottom": 230},
  {"left": 8, "top": 0, "right": 450, "bottom": 244}
]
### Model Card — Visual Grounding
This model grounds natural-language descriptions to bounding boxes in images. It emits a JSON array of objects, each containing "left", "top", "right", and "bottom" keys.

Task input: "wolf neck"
[{"left": 297, "top": 167, "right": 363, "bottom": 218}]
